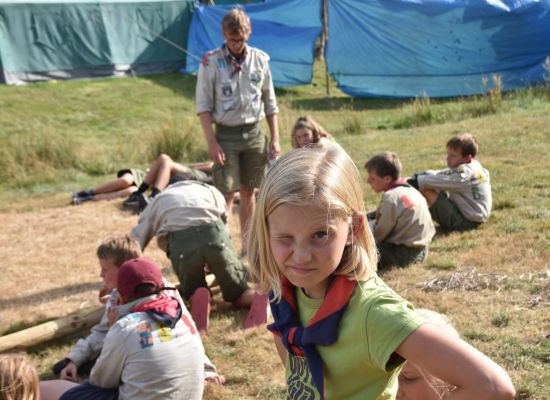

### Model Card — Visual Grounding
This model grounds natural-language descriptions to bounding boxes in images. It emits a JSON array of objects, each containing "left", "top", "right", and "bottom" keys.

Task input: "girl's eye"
[{"left": 313, "top": 231, "right": 328, "bottom": 240}]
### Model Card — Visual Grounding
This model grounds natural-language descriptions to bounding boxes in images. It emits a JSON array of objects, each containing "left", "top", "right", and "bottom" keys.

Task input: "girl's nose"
[{"left": 292, "top": 243, "right": 311, "bottom": 264}]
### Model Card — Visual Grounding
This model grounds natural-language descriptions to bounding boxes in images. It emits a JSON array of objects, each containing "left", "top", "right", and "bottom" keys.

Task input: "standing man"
[{"left": 196, "top": 8, "right": 280, "bottom": 243}]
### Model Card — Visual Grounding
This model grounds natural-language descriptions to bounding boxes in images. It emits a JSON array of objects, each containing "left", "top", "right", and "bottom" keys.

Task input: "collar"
[{"left": 384, "top": 178, "right": 409, "bottom": 192}]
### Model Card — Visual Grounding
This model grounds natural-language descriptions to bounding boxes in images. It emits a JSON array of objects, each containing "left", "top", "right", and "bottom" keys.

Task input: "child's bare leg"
[
  {"left": 91, "top": 173, "right": 134, "bottom": 195},
  {"left": 420, "top": 188, "right": 440, "bottom": 206},
  {"left": 94, "top": 186, "right": 137, "bottom": 201},
  {"left": 234, "top": 288, "right": 255, "bottom": 307},
  {"left": 40, "top": 380, "right": 80, "bottom": 400}
]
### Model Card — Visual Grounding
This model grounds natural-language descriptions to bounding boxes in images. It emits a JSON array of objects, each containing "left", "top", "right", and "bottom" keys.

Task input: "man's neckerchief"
[
  {"left": 132, "top": 296, "right": 182, "bottom": 329},
  {"left": 224, "top": 43, "right": 247, "bottom": 78},
  {"left": 267, "top": 275, "right": 356, "bottom": 399}
]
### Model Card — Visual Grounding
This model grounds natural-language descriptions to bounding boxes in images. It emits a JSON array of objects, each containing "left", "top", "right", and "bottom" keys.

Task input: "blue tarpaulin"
[
  {"left": 183, "top": 0, "right": 322, "bottom": 87},
  {"left": 327, "top": 0, "right": 550, "bottom": 98}
]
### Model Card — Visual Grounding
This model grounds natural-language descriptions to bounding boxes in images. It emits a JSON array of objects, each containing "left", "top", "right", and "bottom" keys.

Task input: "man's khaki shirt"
[{"left": 196, "top": 44, "right": 278, "bottom": 127}]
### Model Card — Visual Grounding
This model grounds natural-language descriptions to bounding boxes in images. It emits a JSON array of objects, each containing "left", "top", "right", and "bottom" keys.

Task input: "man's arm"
[
  {"left": 199, "top": 112, "right": 225, "bottom": 166},
  {"left": 266, "top": 113, "right": 280, "bottom": 160}
]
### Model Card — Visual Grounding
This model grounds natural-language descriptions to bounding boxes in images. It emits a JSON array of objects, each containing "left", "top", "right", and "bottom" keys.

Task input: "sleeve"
[
  {"left": 261, "top": 59, "right": 278, "bottom": 116},
  {"left": 417, "top": 165, "right": 473, "bottom": 192},
  {"left": 67, "top": 307, "right": 110, "bottom": 366},
  {"left": 365, "top": 289, "right": 425, "bottom": 372},
  {"left": 88, "top": 323, "right": 127, "bottom": 389},
  {"left": 130, "top": 200, "right": 160, "bottom": 250},
  {"left": 373, "top": 195, "right": 398, "bottom": 243},
  {"left": 196, "top": 59, "right": 215, "bottom": 115},
  {"left": 203, "top": 354, "right": 219, "bottom": 380}
]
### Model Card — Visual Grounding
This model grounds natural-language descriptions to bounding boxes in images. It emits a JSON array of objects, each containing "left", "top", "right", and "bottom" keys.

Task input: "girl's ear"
[{"left": 347, "top": 212, "right": 365, "bottom": 245}]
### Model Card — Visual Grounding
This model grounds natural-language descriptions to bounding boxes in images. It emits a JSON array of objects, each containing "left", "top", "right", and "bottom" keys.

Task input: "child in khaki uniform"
[
  {"left": 407, "top": 133, "right": 492, "bottom": 232},
  {"left": 365, "top": 152, "right": 435, "bottom": 270}
]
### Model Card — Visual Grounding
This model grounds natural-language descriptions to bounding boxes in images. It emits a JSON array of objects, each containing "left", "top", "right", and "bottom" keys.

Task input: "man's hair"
[
  {"left": 291, "top": 116, "right": 332, "bottom": 148},
  {"left": 364, "top": 152, "right": 402, "bottom": 181},
  {"left": 222, "top": 8, "right": 251, "bottom": 36},
  {"left": 446, "top": 133, "right": 478, "bottom": 158},
  {"left": 247, "top": 144, "right": 378, "bottom": 302},
  {"left": 0, "top": 354, "right": 39, "bottom": 400},
  {"left": 96, "top": 235, "right": 142, "bottom": 268}
]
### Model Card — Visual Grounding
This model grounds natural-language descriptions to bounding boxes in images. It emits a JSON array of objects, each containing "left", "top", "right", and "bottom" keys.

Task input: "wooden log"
[
  {"left": 0, "top": 274, "right": 219, "bottom": 353},
  {"left": 0, "top": 306, "right": 103, "bottom": 353}
]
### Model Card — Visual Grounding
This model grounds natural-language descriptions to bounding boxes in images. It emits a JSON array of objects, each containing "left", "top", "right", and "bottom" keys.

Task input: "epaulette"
[
  {"left": 253, "top": 47, "right": 271, "bottom": 62},
  {"left": 201, "top": 50, "right": 215, "bottom": 67}
]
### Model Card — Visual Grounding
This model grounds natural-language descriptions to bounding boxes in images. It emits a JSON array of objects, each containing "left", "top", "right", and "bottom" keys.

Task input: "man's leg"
[
  {"left": 238, "top": 185, "right": 255, "bottom": 243},
  {"left": 223, "top": 192, "right": 236, "bottom": 225}
]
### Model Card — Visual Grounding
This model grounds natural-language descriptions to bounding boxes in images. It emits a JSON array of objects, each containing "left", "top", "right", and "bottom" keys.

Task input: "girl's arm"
[
  {"left": 395, "top": 324, "right": 515, "bottom": 400},
  {"left": 273, "top": 335, "right": 287, "bottom": 366}
]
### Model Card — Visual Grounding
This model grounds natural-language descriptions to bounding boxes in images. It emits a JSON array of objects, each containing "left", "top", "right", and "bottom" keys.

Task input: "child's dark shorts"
[
  {"left": 430, "top": 192, "right": 480, "bottom": 232},
  {"left": 60, "top": 383, "right": 118, "bottom": 400},
  {"left": 167, "top": 219, "right": 249, "bottom": 302}
]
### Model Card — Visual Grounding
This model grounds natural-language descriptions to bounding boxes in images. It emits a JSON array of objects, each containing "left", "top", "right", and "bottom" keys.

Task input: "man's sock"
[{"left": 136, "top": 182, "right": 150, "bottom": 194}]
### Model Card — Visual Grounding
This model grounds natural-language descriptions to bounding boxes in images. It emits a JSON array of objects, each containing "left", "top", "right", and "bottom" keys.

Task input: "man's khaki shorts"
[{"left": 212, "top": 123, "right": 267, "bottom": 193}]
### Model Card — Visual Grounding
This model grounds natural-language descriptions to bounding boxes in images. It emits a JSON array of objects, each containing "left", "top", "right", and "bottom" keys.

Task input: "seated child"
[
  {"left": 131, "top": 180, "right": 268, "bottom": 334},
  {"left": 52, "top": 235, "right": 222, "bottom": 384},
  {"left": 365, "top": 152, "right": 435, "bottom": 270},
  {"left": 397, "top": 309, "right": 460, "bottom": 400},
  {"left": 0, "top": 353, "right": 40, "bottom": 400},
  {"left": 247, "top": 144, "right": 514, "bottom": 399},
  {"left": 407, "top": 133, "right": 492, "bottom": 232},
  {"left": 41, "top": 258, "right": 206, "bottom": 400},
  {"left": 291, "top": 116, "right": 333, "bottom": 148}
]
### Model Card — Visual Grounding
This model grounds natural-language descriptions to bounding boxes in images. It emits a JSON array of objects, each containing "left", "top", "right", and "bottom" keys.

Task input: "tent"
[{"left": 0, "top": 0, "right": 194, "bottom": 84}]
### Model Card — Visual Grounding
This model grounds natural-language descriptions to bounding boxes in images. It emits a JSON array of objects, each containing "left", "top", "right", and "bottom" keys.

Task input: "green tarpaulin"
[{"left": 0, "top": 0, "right": 194, "bottom": 84}]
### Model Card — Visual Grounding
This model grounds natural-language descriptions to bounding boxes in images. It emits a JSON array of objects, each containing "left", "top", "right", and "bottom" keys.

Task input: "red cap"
[{"left": 117, "top": 258, "right": 164, "bottom": 300}]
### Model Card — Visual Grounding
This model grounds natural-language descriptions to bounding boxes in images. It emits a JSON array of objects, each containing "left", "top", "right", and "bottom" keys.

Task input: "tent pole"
[{"left": 323, "top": 0, "right": 330, "bottom": 96}]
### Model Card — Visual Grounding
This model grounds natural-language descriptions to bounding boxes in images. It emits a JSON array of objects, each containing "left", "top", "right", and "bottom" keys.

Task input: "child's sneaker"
[
  {"left": 243, "top": 293, "right": 269, "bottom": 330},
  {"left": 190, "top": 287, "right": 211, "bottom": 335},
  {"left": 71, "top": 192, "right": 93, "bottom": 205}
]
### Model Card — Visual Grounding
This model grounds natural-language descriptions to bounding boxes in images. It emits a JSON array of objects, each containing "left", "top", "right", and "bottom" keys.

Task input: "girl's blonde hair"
[
  {"left": 0, "top": 354, "right": 39, "bottom": 400},
  {"left": 247, "top": 144, "right": 378, "bottom": 301},
  {"left": 291, "top": 116, "right": 332, "bottom": 148}
]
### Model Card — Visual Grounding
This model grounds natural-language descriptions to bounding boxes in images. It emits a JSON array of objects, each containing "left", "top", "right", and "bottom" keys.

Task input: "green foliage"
[
  {"left": 147, "top": 118, "right": 207, "bottom": 163},
  {"left": 491, "top": 313, "right": 510, "bottom": 328},
  {"left": 0, "top": 130, "right": 81, "bottom": 187}
]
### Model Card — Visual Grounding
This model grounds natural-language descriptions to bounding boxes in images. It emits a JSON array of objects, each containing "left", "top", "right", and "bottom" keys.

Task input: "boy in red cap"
[{"left": 41, "top": 258, "right": 206, "bottom": 400}]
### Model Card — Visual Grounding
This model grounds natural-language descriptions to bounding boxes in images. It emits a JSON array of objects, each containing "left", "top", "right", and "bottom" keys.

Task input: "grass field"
[{"left": 0, "top": 64, "right": 549, "bottom": 399}]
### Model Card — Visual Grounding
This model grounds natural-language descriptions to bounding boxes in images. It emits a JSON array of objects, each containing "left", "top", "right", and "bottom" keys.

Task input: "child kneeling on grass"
[
  {"left": 247, "top": 144, "right": 515, "bottom": 399},
  {"left": 41, "top": 258, "right": 206, "bottom": 400},
  {"left": 407, "top": 132, "right": 492, "bottom": 232},
  {"left": 365, "top": 152, "right": 435, "bottom": 271}
]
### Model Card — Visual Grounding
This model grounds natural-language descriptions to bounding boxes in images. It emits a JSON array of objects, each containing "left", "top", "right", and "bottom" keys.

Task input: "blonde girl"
[
  {"left": 0, "top": 354, "right": 39, "bottom": 400},
  {"left": 247, "top": 144, "right": 515, "bottom": 399},
  {"left": 290, "top": 116, "right": 332, "bottom": 148}
]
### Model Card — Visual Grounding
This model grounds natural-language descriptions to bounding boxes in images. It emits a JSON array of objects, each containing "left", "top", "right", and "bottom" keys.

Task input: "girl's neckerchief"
[
  {"left": 267, "top": 275, "right": 356, "bottom": 399},
  {"left": 132, "top": 296, "right": 182, "bottom": 329}
]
